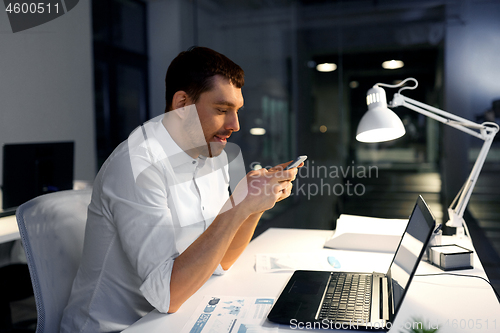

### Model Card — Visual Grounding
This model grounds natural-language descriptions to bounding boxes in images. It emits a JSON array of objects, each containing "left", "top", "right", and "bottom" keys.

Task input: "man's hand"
[
  {"left": 228, "top": 160, "right": 303, "bottom": 216},
  {"left": 266, "top": 160, "right": 305, "bottom": 202},
  {"left": 169, "top": 159, "right": 303, "bottom": 312}
]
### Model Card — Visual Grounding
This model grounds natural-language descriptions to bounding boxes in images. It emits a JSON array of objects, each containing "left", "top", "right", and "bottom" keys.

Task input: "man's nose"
[{"left": 226, "top": 112, "right": 240, "bottom": 132}]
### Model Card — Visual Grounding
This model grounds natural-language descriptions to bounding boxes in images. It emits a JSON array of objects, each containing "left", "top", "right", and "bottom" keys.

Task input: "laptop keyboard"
[{"left": 317, "top": 273, "right": 372, "bottom": 322}]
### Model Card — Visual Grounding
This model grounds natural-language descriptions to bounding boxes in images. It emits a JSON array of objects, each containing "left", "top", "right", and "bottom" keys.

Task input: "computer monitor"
[{"left": 1, "top": 141, "right": 74, "bottom": 214}]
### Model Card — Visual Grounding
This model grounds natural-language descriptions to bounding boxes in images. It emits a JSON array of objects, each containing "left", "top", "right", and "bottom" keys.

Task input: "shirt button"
[
  {"left": 192, "top": 161, "right": 196, "bottom": 164},
  {"left": 202, "top": 206, "right": 205, "bottom": 210}
]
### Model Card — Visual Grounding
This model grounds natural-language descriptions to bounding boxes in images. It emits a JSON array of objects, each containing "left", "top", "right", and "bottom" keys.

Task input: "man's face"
[{"left": 189, "top": 75, "right": 243, "bottom": 157}]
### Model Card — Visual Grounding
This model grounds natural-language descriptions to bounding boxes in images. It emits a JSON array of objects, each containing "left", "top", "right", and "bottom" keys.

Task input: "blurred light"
[
  {"left": 250, "top": 128, "right": 266, "bottom": 135},
  {"left": 349, "top": 81, "right": 359, "bottom": 89},
  {"left": 319, "top": 125, "right": 327, "bottom": 133},
  {"left": 316, "top": 63, "right": 337, "bottom": 72},
  {"left": 253, "top": 164, "right": 263, "bottom": 170},
  {"left": 382, "top": 60, "right": 404, "bottom": 69}
]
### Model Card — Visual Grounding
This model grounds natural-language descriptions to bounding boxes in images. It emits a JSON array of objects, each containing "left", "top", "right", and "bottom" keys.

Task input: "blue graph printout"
[{"left": 184, "top": 296, "right": 277, "bottom": 333}]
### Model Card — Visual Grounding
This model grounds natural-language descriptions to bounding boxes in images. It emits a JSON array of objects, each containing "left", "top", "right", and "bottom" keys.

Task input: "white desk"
[
  {"left": 0, "top": 188, "right": 19, "bottom": 244},
  {"left": 124, "top": 228, "right": 500, "bottom": 332},
  {"left": 0, "top": 215, "right": 20, "bottom": 244}
]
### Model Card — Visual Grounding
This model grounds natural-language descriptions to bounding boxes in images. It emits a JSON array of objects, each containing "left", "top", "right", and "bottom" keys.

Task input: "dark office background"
[
  {"left": 1, "top": 0, "right": 500, "bottom": 329},
  {"left": 97, "top": 0, "right": 500, "bottom": 299}
]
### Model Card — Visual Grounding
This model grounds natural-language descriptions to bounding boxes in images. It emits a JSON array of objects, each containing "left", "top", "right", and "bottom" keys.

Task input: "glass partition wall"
[
  {"left": 90, "top": 0, "right": 500, "bottom": 295},
  {"left": 189, "top": 0, "right": 445, "bottom": 229},
  {"left": 95, "top": 0, "right": 500, "bottom": 233}
]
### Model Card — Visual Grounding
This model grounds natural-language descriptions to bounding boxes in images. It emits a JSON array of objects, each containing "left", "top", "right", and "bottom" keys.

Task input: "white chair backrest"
[{"left": 16, "top": 189, "right": 92, "bottom": 333}]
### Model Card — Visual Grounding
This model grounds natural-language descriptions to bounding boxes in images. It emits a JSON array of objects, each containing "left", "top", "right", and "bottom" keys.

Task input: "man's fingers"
[
  {"left": 266, "top": 165, "right": 283, "bottom": 172},
  {"left": 274, "top": 181, "right": 292, "bottom": 194},
  {"left": 284, "top": 160, "right": 305, "bottom": 170},
  {"left": 268, "top": 159, "right": 306, "bottom": 172},
  {"left": 267, "top": 168, "right": 297, "bottom": 182},
  {"left": 282, "top": 169, "right": 297, "bottom": 182},
  {"left": 268, "top": 160, "right": 294, "bottom": 171},
  {"left": 283, "top": 182, "right": 293, "bottom": 194},
  {"left": 277, "top": 182, "right": 293, "bottom": 202}
]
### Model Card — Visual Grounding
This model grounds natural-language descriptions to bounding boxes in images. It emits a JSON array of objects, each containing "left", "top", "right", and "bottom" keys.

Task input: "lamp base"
[
  {"left": 455, "top": 226, "right": 466, "bottom": 239},
  {"left": 445, "top": 209, "right": 469, "bottom": 239}
]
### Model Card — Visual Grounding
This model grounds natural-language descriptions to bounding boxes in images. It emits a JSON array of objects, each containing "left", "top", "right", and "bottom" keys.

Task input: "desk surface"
[
  {"left": 0, "top": 215, "right": 20, "bottom": 243},
  {"left": 123, "top": 228, "right": 500, "bottom": 332}
]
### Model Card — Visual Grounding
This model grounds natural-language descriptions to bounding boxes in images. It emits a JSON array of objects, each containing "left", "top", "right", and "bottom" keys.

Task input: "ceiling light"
[
  {"left": 382, "top": 60, "right": 404, "bottom": 70},
  {"left": 250, "top": 128, "right": 266, "bottom": 135},
  {"left": 316, "top": 63, "right": 337, "bottom": 72}
]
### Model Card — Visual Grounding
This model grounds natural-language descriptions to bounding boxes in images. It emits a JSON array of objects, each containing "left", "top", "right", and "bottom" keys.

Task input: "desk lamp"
[{"left": 356, "top": 78, "right": 499, "bottom": 236}]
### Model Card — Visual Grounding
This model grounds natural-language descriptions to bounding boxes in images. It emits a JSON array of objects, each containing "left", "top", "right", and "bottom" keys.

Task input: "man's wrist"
[
  {"left": 219, "top": 198, "right": 252, "bottom": 222},
  {"left": 231, "top": 202, "right": 254, "bottom": 222}
]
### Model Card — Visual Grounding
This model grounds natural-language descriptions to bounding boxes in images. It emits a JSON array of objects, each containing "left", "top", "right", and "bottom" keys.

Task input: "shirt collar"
[{"left": 153, "top": 116, "right": 206, "bottom": 170}]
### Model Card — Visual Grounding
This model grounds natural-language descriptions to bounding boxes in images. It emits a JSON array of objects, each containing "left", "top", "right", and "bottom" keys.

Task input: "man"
[{"left": 60, "top": 47, "right": 300, "bottom": 332}]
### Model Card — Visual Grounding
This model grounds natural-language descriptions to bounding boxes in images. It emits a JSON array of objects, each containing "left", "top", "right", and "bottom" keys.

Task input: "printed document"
[{"left": 181, "top": 296, "right": 278, "bottom": 333}]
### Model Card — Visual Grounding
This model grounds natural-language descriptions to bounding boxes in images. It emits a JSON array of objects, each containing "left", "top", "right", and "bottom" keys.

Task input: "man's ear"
[{"left": 171, "top": 91, "right": 190, "bottom": 110}]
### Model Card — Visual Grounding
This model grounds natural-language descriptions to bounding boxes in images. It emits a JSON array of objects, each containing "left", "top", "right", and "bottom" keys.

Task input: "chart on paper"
[{"left": 181, "top": 296, "right": 278, "bottom": 333}]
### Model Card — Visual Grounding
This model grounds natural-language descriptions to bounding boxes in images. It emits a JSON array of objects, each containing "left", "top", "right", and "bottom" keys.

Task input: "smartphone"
[{"left": 285, "top": 155, "right": 307, "bottom": 170}]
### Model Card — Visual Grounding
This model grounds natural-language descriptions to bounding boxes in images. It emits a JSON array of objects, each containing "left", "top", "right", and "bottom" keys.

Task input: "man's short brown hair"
[{"left": 165, "top": 47, "right": 245, "bottom": 111}]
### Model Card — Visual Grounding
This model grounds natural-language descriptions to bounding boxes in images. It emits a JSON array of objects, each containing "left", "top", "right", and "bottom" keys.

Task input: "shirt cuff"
[
  {"left": 213, "top": 264, "right": 227, "bottom": 276},
  {"left": 140, "top": 259, "right": 175, "bottom": 313}
]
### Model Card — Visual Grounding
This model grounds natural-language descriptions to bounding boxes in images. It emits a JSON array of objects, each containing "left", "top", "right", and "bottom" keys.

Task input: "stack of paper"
[{"left": 324, "top": 214, "right": 408, "bottom": 253}]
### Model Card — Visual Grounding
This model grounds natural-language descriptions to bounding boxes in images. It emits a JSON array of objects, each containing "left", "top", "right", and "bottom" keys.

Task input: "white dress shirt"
[{"left": 60, "top": 114, "right": 233, "bottom": 333}]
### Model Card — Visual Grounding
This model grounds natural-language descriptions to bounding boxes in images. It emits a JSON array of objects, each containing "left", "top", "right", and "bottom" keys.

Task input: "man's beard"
[
  {"left": 206, "top": 141, "right": 226, "bottom": 157},
  {"left": 202, "top": 130, "right": 231, "bottom": 157}
]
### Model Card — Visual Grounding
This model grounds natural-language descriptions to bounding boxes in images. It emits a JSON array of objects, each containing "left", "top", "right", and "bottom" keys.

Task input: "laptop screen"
[{"left": 387, "top": 196, "right": 435, "bottom": 318}]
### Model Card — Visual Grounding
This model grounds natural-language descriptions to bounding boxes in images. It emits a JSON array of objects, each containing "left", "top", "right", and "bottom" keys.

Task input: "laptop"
[{"left": 267, "top": 195, "right": 436, "bottom": 331}]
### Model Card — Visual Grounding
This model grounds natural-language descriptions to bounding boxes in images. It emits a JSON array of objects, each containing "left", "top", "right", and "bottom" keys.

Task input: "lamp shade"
[{"left": 356, "top": 86, "right": 406, "bottom": 143}]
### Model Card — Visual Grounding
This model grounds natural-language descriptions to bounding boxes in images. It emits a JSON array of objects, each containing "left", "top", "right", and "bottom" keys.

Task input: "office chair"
[{"left": 16, "top": 189, "right": 92, "bottom": 333}]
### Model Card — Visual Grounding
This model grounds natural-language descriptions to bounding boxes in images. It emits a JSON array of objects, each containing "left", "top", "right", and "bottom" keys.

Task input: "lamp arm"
[
  {"left": 454, "top": 135, "right": 494, "bottom": 217},
  {"left": 392, "top": 94, "right": 486, "bottom": 140},
  {"left": 391, "top": 93, "right": 499, "bottom": 228}
]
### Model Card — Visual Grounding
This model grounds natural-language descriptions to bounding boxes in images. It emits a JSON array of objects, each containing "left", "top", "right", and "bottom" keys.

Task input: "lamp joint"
[{"left": 390, "top": 94, "right": 404, "bottom": 107}]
